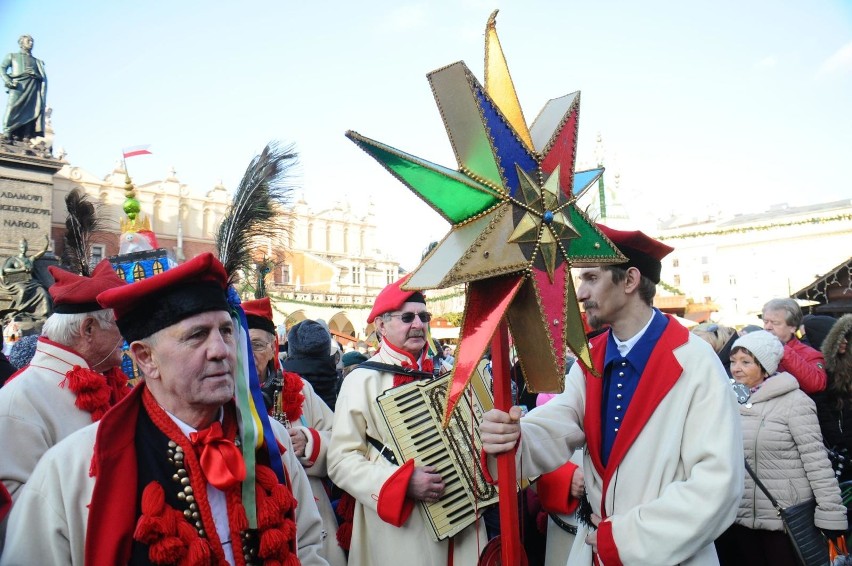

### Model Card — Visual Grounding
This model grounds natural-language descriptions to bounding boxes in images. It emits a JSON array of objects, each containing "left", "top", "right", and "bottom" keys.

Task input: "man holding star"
[{"left": 480, "top": 225, "right": 743, "bottom": 566}]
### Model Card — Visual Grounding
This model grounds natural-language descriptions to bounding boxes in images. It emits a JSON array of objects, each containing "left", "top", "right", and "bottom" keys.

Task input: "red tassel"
[
  {"left": 140, "top": 482, "right": 166, "bottom": 515},
  {"left": 279, "top": 371, "right": 306, "bottom": 422},
  {"left": 185, "top": 538, "right": 212, "bottom": 566},
  {"left": 280, "top": 518, "right": 296, "bottom": 541},
  {"left": 61, "top": 366, "right": 116, "bottom": 422},
  {"left": 336, "top": 522, "right": 352, "bottom": 550},
  {"left": 336, "top": 492, "right": 355, "bottom": 520},
  {"left": 149, "top": 536, "right": 185, "bottom": 564},
  {"left": 259, "top": 527, "right": 287, "bottom": 557},
  {"left": 258, "top": 504, "right": 278, "bottom": 530},
  {"left": 271, "top": 484, "right": 296, "bottom": 512},
  {"left": 231, "top": 506, "right": 249, "bottom": 533},
  {"left": 255, "top": 464, "right": 282, "bottom": 491},
  {"left": 134, "top": 516, "right": 165, "bottom": 544},
  {"left": 284, "top": 553, "right": 300, "bottom": 566},
  {"left": 175, "top": 518, "right": 197, "bottom": 540}
]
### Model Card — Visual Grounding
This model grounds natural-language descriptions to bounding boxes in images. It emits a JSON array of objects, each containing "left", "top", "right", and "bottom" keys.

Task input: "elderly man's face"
[
  {"left": 377, "top": 301, "right": 429, "bottom": 356},
  {"left": 249, "top": 327, "right": 275, "bottom": 382},
  {"left": 86, "top": 314, "right": 125, "bottom": 373},
  {"left": 762, "top": 309, "right": 796, "bottom": 344},
  {"left": 137, "top": 310, "right": 237, "bottom": 425}
]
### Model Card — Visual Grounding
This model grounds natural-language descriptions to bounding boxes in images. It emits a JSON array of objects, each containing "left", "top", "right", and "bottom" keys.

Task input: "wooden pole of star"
[{"left": 491, "top": 318, "right": 524, "bottom": 565}]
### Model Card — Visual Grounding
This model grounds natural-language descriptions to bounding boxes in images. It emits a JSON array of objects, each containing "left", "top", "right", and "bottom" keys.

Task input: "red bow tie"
[{"left": 189, "top": 421, "right": 246, "bottom": 490}]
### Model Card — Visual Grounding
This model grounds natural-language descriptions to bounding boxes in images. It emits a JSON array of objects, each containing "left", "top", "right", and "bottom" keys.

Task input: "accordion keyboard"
[{"left": 378, "top": 362, "right": 499, "bottom": 540}]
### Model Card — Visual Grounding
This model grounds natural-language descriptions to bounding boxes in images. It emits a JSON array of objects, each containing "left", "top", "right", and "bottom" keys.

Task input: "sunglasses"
[{"left": 386, "top": 311, "right": 432, "bottom": 324}]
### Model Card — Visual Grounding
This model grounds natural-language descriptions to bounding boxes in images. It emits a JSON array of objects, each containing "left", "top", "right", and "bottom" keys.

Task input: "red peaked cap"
[
  {"left": 242, "top": 297, "right": 276, "bottom": 335},
  {"left": 367, "top": 274, "right": 426, "bottom": 323},
  {"left": 96, "top": 252, "right": 230, "bottom": 343},
  {"left": 596, "top": 223, "right": 674, "bottom": 284},
  {"left": 47, "top": 260, "right": 126, "bottom": 314}
]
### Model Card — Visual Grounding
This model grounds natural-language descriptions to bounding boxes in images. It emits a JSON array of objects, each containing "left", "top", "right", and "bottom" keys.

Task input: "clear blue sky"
[{"left": 2, "top": 1, "right": 850, "bottom": 269}]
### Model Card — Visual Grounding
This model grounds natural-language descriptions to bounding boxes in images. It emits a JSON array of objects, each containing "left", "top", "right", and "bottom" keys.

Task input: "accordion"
[{"left": 377, "top": 360, "right": 498, "bottom": 541}]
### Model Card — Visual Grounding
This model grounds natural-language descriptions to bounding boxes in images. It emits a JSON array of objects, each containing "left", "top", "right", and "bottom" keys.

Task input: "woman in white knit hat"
[{"left": 715, "top": 330, "right": 847, "bottom": 565}]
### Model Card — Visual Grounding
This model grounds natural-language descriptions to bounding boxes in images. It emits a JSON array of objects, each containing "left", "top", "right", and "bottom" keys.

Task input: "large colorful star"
[{"left": 347, "top": 11, "right": 625, "bottom": 424}]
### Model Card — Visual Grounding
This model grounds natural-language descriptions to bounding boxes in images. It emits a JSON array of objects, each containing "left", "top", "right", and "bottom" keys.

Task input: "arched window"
[{"left": 132, "top": 262, "right": 146, "bottom": 281}]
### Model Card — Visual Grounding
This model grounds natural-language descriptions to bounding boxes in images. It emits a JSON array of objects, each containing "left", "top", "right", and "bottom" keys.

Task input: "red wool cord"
[
  {"left": 61, "top": 365, "right": 129, "bottom": 422},
  {"left": 135, "top": 389, "right": 301, "bottom": 565}
]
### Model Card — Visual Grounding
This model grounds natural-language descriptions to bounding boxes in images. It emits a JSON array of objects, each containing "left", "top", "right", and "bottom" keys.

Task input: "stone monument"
[
  {"left": 2, "top": 34, "right": 47, "bottom": 143},
  {"left": 0, "top": 235, "right": 54, "bottom": 333},
  {"left": 1, "top": 33, "right": 60, "bottom": 244},
  {"left": 0, "top": 34, "right": 60, "bottom": 334}
]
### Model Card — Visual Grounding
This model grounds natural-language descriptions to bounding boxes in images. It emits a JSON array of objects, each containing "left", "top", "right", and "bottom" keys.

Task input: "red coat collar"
[
  {"left": 582, "top": 315, "right": 689, "bottom": 515},
  {"left": 86, "top": 381, "right": 145, "bottom": 565}
]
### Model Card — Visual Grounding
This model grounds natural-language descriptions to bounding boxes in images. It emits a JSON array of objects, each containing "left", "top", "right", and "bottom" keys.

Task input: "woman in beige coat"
[{"left": 716, "top": 330, "right": 847, "bottom": 566}]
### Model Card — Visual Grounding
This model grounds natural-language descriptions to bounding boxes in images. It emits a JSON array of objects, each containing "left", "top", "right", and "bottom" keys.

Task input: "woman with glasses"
[
  {"left": 715, "top": 330, "right": 846, "bottom": 565},
  {"left": 692, "top": 323, "right": 738, "bottom": 377}
]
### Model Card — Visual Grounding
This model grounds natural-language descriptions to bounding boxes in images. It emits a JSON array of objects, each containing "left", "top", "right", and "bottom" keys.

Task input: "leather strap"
[
  {"left": 744, "top": 459, "right": 783, "bottom": 512},
  {"left": 357, "top": 361, "right": 435, "bottom": 380},
  {"left": 550, "top": 512, "right": 579, "bottom": 535},
  {"left": 367, "top": 435, "right": 398, "bottom": 465}
]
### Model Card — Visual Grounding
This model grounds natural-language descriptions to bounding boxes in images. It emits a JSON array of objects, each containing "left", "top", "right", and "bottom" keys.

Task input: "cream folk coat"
[
  {"left": 327, "top": 344, "right": 486, "bottom": 566},
  {"left": 509, "top": 322, "right": 743, "bottom": 566},
  {"left": 0, "top": 339, "right": 104, "bottom": 543},
  {"left": 0, "top": 409, "right": 328, "bottom": 566},
  {"left": 289, "top": 378, "right": 347, "bottom": 566}
]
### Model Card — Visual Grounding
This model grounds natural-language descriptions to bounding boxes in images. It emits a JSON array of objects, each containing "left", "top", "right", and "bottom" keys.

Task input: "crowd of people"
[{"left": 0, "top": 223, "right": 850, "bottom": 565}]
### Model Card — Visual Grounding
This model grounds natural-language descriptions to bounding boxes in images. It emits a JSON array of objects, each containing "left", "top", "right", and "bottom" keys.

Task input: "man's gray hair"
[
  {"left": 41, "top": 309, "right": 116, "bottom": 346},
  {"left": 762, "top": 298, "right": 803, "bottom": 327}
]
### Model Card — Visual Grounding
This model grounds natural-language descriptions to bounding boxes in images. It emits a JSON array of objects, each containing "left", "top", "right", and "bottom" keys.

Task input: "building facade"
[
  {"left": 655, "top": 199, "right": 852, "bottom": 323},
  {"left": 49, "top": 162, "right": 404, "bottom": 343}
]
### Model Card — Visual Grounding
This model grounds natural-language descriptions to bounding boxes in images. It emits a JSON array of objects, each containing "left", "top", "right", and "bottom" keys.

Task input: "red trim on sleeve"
[
  {"left": 0, "top": 482, "right": 11, "bottom": 523},
  {"left": 596, "top": 520, "right": 622, "bottom": 566},
  {"left": 306, "top": 428, "right": 321, "bottom": 464},
  {"left": 537, "top": 461, "right": 580, "bottom": 515},
  {"left": 377, "top": 459, "right": 416, "bottom": 527}
]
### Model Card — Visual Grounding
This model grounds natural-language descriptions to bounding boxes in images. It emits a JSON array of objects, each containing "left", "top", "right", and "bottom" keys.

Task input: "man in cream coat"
[
  {"left": 327, "top": 276, "right": 485, "bottom": 566},
  {"left": 1, "top": 254, "right": 328, "bottom": 565},
  {"left": 481, "top": 224, "right": 743, "bottom": 566},
  {"left": 0, "top": 261, "right": 127, "bottom": 546}
]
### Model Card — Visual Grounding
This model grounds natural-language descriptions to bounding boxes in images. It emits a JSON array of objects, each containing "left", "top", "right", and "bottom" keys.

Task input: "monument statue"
[
  {"left": 1, "top": 35, "right": 47, "bottom": 142},
  {"left": 0, "top": 235, "right": 53, "bottom": 323}
]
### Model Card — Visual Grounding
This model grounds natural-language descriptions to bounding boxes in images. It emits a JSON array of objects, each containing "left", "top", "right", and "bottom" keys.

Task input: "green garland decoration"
[{"left": 657, "top": 214, "right": 852, "bottom": 241}]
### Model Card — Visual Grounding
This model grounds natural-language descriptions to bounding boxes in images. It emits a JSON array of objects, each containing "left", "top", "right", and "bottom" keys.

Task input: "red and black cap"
[
  {"left": 96, "top": 252, "right": 229, "bottom": 343},
  {"left": 48, "top": 260, "right": 126, "bottom": 314},
  {"left": 595, "top": 223, "right": 674, "bottom": 284},
  {"left": 367, "top": 274, "right": 426, "bottom": 323},
  {"left": 242, "top": 297, "right": 276, "bottom": 335}
]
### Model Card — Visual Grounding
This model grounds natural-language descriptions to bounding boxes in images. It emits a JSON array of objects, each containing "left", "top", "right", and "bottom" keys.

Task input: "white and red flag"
[{"left": 122, "top": 145, "right": 152, "bottom": 158}]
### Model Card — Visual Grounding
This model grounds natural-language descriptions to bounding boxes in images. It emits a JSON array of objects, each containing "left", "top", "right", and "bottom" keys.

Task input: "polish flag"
[{"left": 122, "top": 145, "right": 152, "bottom": 158}]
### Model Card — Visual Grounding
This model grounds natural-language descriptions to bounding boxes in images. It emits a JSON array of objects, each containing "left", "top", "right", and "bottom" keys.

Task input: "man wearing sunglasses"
[{"left": 327, "top": 275, "right": 484, "bottom": 566}]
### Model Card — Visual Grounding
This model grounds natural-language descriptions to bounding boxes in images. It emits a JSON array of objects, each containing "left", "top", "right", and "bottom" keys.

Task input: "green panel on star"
[
  {"left": 347, "top": 131, "right": 501, "bottom": 224},
  {"left": 563, "top": 207, "right": 624, "bottom": 264}
]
